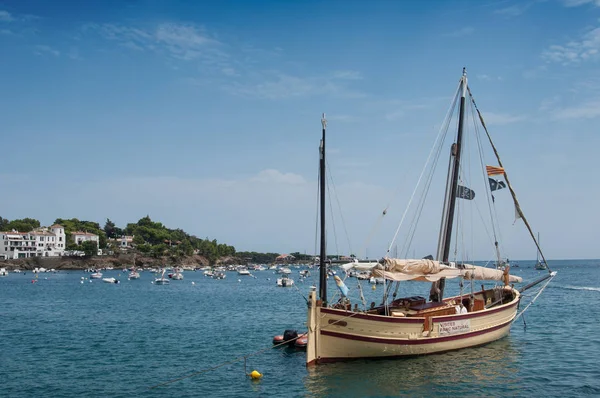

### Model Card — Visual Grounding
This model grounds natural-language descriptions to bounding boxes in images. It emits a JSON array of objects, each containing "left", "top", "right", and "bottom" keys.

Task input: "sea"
[{"left": 1, "top": 259, "right": 598, "bottom": 397}]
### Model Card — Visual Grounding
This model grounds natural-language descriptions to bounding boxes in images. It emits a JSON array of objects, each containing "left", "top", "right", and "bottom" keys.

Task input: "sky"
[{"left": 0, "top": 0, "right": 599, "bottom": 260}]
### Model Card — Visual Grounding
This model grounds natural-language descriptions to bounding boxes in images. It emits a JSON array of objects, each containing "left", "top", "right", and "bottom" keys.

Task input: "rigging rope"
[
  {"left": 326, "top": 176, "right": 340, "bottom": 258},
  {"left": 513, "top": 273, "right": 556, "bottom": 323},
  {"left": 388, "top": 82, "right": 462, "bottom": 257},
  {"left": 468, "top": 87, "right": 553, "bottom": 274},
  {"left": 396, "top": 82, "right": 462, "bottom": 258},
  {"left": 469, "top": 98, "right": 504, "bottom": 264},
  {"left": 326, "top": 159, "right": 354, "bottom": 256}
]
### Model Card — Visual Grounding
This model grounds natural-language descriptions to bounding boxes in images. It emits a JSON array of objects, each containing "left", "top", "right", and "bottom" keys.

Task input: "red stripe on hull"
[{"left": 321, "top": 318, "right": 512, "bottom": 346}]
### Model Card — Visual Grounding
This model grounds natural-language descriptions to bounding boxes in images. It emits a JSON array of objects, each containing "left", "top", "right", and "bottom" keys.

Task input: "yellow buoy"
[
  {"left": 250, "top": 370, "right": 262, "bottom": 380},
  {"left": 371, "top": 284, "right": 376, "bottom": 290}
]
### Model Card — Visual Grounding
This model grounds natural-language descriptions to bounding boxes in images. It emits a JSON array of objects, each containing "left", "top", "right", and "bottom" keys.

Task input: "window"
[
  {"left": 59, "top": 237, "right": 63, "bottom": 242},
  {"left": 40, "top": 237, "right": 45, "bottom": 242}
]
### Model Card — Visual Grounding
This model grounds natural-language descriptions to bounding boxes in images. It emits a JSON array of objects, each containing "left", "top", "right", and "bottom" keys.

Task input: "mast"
[
  {"left": 318, "top": 113, "right": 328, "bottom": 306},
  {"left": 432, "top": 68, "right": 468, "bottom": 302}
]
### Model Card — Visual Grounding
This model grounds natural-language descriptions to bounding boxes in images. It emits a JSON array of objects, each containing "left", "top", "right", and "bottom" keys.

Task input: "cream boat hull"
[{"left": 306, "top": 288, "right": 519, "bottom": 364}]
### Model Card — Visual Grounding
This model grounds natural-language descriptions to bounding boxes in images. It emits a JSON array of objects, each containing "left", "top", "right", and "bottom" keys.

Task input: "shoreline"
[{"left": 0, "top": 253, "right": 228, "bottom": 271}]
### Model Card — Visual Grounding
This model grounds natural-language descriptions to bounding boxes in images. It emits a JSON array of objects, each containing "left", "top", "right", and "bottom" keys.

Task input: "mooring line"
[{"left": 148, "top": 333, "right": 304, "bottom": 389}]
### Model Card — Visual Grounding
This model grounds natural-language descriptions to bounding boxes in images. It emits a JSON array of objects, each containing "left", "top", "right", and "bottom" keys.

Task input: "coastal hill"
[{"left": 1, "top": 215, "right": 313, "bottom": 270}]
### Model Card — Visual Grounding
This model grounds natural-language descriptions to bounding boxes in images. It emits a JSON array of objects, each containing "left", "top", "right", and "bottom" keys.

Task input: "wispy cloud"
[
  {"left": 479, "top": 111, "right": 525, "bottom": 125},
  {"left": 542, "top": 25, "right": 600, "bottom": 64},
  {"left": 34, "top": 45, "right": 60, "bottom": 57},
  {"left": 250, "top": 169, "right": 307, "bottom": 184},
  {"left": 553, "top": 99, "right": 600, "bottom": 119},
  {"left": 332, "top": 70, "right": 363, "bottom": 80},
  {"left": 85, "top": 22, "right": 225, "bottom": 62},
  {"left": 0, "top": 10, "right": 14, "bottom": 22},
  {"left": 224, "top": 72, "right": 365, "bottom": 100},
  {"left": 494, "top": 3, "right": 533, "bottom": 16},
  {"left": 445, "top": 27, "right": 474, "bottom": 37},
  {"left": 476, "top": 74, "right": 503, "bottom": 81},
  {"left": 539, "top": 95, "right": 561, "bottom": 111},
  {"left": 327, "top": 114, "right": 360, "bottom": 123},
  {"left": 561, "top": 0, "right": 600, "bottom": 7}
]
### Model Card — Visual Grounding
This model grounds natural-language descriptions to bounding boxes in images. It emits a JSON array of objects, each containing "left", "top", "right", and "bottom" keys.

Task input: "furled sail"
[{"left": 341, "top": 258, "right": 522, "bottom": 283}]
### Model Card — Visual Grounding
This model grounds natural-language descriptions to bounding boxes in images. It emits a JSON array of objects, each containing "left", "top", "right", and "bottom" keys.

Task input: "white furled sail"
[{"left": 342, "top": 257, "right": 522, "bottom": 283}]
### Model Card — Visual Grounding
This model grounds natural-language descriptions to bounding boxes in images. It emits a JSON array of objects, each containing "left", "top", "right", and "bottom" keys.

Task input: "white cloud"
[
  {"left": 494, "top": 3, "right": 532, "bottom": 16},
  {"left": 539, "top": 95, "right": 561, "bottom": 111},
  {"left": 224, "top": 72, "right": 365, "bottom": 100},
  {"left": 85, "top": 22, "right": 224, "bottom": 62},
  {"left": 34, "top": 45, "right": 60, "bottom": 57},
  {"left": 542, "top": 26, "right": 600, "bottom": 64},
  {"left": 479, "top": 111, "right": 525, "bottom": 125},
  {"left": 0, "top": 10, "right": 13, "bottom": 21},
  {"left": 327, "top": 114, "right": 359, "bottom": 123},
  {"left": 332, "top": 70, "right": 362, "bottom": 80},
  {"left": 250, "top": 169, "right": 307, "bottom": 185},
  {"left": 445, "top": 27, "right": 474, "bottom": 37},
  {"left": 553, "top": 99, "right": 600, "bottom": 119},
  {"left": 561, "top": 0, "right": 600, "bottom": 6},
  {"left": 221, "top": 67, "right": 239, "bottom": 76}
]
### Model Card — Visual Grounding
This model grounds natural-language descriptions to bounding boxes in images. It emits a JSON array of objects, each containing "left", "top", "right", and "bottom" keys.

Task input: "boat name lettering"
[
  {"left": 328, "top": 319, "right": 347, "bottom": 327},
  {"left": 438, "top": 319, "right": 470, "bottom": 336}
]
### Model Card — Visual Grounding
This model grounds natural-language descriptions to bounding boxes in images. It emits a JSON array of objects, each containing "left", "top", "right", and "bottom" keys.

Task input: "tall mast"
[
  {"left": 432, "top": 68, "right": 468, "bottom": 302},
  {"left": 319, "top": 113, "right": 328, "bottom": 306}
]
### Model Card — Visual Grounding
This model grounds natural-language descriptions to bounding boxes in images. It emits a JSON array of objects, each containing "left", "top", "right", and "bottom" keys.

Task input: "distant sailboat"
[
  {"left": 129, "top": 254, "right": 141, "bottom": 279},
  {"left": 154, "top": 268, "right": 170, "bottom": 285},
  {"left": 534, "top": 233, "right": 547, "bottom": 270}
]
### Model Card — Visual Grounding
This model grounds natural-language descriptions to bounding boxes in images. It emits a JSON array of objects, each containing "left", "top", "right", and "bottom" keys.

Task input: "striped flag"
[{"left": 486, "top": 165, "right": 505, "bottom": 176}]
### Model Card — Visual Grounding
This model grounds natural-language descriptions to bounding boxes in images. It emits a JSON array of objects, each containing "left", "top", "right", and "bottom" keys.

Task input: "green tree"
[
  {"left": 180, "top": 240, "right": 194, "bottom": 256},
  {"left": 0, "top": 216, "right": 8, "bottom": 231},
  {"left": 104, "top": 218, "right": 116, "bottom": 238},
  {"left": 5, "top": 218, "right": 41, "bottom": 232},
  {"left": 80, "top": 240, "right": 98, "bottom": 257},
  {"left": 133, "top": 235, "right": 145, "bottom": 245}
]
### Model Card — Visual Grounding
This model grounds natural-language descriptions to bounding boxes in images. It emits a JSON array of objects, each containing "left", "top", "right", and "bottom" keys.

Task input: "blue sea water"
[{"left": 1, "top": 260, "right": 599, "bottom": 397}]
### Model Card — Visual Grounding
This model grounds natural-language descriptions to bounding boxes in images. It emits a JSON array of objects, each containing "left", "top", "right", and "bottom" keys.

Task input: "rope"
[
  {"left": 326, "top": 158, "right": 354, "bottom": 256},
  {"left": 387, "top": 80, "right": 462, "bottom": 256},
  {"left": 513, "top": 273, "right": 555, "bottom": 323},
  {"left": 148, "top": 332, "right": 308, "bottom": 390}
]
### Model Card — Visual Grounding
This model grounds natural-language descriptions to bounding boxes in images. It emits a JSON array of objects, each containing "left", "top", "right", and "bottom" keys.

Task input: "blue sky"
[{"left": 1, "top": 0, "right": 599, "bottom": 260}]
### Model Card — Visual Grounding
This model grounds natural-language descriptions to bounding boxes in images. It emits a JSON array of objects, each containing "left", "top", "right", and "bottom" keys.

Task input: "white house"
[
  {"left": 0, "top": 224, "right": 66, "bottom": 259},
  {"left": 120, "top": 235, "right": 134, "bottom": 249},
  {"left": 72, "top": 231, "right": 99, "bottom": 245}
]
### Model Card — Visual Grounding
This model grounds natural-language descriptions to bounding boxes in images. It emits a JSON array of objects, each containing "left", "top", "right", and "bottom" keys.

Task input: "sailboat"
[
  {"left": 534, "top": 233, "right": 547, "bottom": 270},
  {"left": 154, "top": 268, "right": 170, "bottom": 285},
  {"left": 306, "top": 69, "right": 556, "bottom": 365},
  {"left": 129, "top": 254, "right": 141, "bottom": 279}
]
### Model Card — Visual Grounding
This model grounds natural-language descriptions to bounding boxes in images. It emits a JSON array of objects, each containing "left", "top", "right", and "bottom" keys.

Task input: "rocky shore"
[{"left": 0, "top": 253, "right": 243, "bottom": 271}]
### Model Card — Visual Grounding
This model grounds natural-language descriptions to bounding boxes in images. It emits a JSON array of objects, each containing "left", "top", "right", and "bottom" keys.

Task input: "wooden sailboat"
[{"left": 306, "top": 69, "right": 555, "bottom": 365}]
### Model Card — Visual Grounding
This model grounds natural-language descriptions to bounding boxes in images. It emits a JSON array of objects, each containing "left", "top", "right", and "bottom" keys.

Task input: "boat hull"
[{"left": 306, "top": 288, "right": 519, "bottom": 364}]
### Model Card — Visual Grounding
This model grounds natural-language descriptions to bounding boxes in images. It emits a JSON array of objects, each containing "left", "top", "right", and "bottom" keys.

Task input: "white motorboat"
[
  {"left": 90, "top": 272, "right": 103, "bottom": 279},
  {"left": 102, "top": 277, "right": 119, "bottom": 284},
  {"left": 277, "top": 276, "right": 294, "bottom": 287}
]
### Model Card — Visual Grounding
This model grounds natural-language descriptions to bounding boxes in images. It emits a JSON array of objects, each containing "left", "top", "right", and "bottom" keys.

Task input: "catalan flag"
[{"left": 486, "top": 165, "right": 505, "bottom": 176}]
